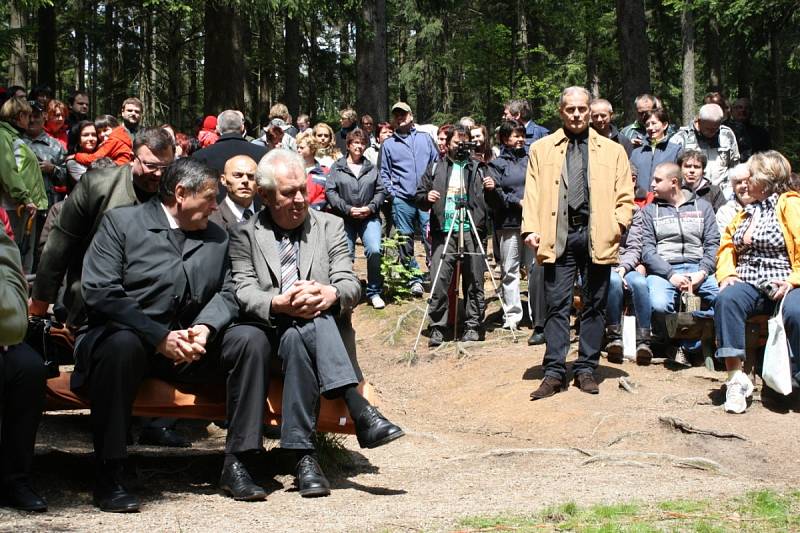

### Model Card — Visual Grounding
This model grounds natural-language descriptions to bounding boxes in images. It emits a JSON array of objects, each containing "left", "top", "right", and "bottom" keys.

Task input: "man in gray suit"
[
  {"left": 79, "top": 159, "right": 272, "bottom": 511},
  {"left": 229, "top": 149, "right": 404, "bottom": 498}
]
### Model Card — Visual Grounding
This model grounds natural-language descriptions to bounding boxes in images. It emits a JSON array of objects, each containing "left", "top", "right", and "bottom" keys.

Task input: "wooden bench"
[{"left": 45, "top": 372, "right": 374, "bottom": 435}]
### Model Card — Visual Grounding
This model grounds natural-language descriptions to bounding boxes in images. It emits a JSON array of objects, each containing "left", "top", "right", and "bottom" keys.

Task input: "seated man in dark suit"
[
  {"left": 208, "top": 154, "right": 258, "bottom": 230},
  {"left": 229, "top": 149, "right": 404, "bottom": 498},
  {"left": 78, "top": 159, "right": 272, "bottom": 512}
]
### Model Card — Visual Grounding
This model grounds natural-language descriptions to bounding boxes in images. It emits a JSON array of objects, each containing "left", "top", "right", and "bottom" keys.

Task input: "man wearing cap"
[{"left": 379, "top": 102, "right": 439, "bottom": 296}]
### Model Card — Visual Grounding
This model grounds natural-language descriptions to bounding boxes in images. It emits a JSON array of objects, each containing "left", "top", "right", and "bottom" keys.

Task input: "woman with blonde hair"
[
  {"left": 312, "top": 122, "right": 341, "bottom": 167},
  {"left": 296, "top": 130, "right": 328, "bottom": 211},
  {"left": 714, "top": 150, "right": 800, "bottom": 413}
]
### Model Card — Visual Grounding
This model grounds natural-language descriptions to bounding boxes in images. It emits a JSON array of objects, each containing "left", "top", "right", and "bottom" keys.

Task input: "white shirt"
[
  {"left": 160, "top": 203, "right": 180, "bottom": 229},
  {"left": 224, "top": 195, "right": 254, "bottom": 222}
]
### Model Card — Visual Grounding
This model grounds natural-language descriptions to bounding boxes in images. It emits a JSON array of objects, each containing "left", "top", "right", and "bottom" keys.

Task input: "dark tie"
[
  {"left": 279, "top": 234, "right": 298, "bottom": 293},
  {"left": 568, "top": 139, "right": 585, "bottom": 210},
  {"left": 242, "top": 208, "right": 253, "bottom": 220}
]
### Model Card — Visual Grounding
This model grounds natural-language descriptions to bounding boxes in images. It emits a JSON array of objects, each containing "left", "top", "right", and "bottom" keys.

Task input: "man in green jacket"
[{"left": 0, "top": 97, "right": 48, "bottom": 272}]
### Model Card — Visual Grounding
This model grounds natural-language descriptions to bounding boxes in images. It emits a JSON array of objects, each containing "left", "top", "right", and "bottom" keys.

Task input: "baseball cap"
[{"left": 391, "top": 101, "right": 412, "bottom": 114}]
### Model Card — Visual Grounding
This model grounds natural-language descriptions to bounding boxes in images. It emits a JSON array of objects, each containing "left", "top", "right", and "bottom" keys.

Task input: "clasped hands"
[
  {"left": 348, "top": 206, "right": 372, "bottom": 219},
  {"left": 669, "top": 271, "right": 706, "bottom": 292},
  {"left": 271, "top": 280, "right": 338, "bottom": 319},
  {"left": 157, "top": 324, "right": 210, "bottom": 365}
]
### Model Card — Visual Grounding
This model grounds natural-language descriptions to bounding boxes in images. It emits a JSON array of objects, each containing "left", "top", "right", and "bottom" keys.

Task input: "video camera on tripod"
[{"left": 455, "top": 140, "right": 480, "bottom": 160}]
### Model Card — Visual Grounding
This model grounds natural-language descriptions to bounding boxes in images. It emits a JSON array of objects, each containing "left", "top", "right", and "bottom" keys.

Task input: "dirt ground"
[{"left": 4, "top": 247, "right": 800, "bottom": 532}]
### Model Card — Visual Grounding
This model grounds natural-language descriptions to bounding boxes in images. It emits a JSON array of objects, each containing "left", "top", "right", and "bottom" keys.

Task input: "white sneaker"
[
  {"left": 724, "top": 372, "right": 754, "bottom": 414},
  {"left": 369, "top": 295, "right": 386, "bottom": 309}
]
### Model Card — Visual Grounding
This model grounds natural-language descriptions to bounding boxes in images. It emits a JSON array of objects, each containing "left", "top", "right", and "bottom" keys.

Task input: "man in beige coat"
[{"left": 522, "top": 87, "right": 634, "bottom": 399}]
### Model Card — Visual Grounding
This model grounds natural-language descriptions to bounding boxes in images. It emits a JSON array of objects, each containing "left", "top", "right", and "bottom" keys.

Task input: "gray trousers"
[
  {"left": 427, "top": 231, "right": 486, "bottom": 330},
  {"left": 278, "top": 313, "right": 360, "bottom": 450}
]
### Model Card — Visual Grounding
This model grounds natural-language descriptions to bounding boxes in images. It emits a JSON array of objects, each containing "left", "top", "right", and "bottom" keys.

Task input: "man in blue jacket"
[
  {"left": 379, "top": 102, "right": 439, "bottom": 296},
  {"left": 641, "top": 162, "right": 720, "bottom": 365}
]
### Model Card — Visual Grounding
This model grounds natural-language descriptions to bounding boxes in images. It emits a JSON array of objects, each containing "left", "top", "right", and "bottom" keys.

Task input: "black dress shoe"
[
  {"left": 355, "top": 406, "right": 405, "bottom": 449},
  {"left": 94, "top": 483, "right": 140, "bottom": 513},
  {"left": 530, "top": 376, "right": 564, "bottom": 400},
  {"left": 220, "top": 460, "right": 266, "bottom": 501},
  {"left": 527, "top": 330, "right": 545, "bottom": 346},
  {"left": 296, "top": 455, "right": 330, "bottom": 498},
  {"left": 573, "top": 373, "right": 600, "bottom": 394},
  {"left": 2, "top": 479, "right": 47, "bottom": 512},
  {"left": 138, "top": 426, "right": 191, "bottom": 448}
]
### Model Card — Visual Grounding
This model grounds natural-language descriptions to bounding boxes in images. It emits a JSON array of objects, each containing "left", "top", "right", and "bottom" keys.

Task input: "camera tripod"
[{"left": 412, "top": 161, "right": 518, "bottom": 354}]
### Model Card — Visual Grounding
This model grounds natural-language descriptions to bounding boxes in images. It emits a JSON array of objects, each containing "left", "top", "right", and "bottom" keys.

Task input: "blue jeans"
[
  {"left": 391, "top": 197, "right": 429, "bottom": 283},
  {"left": 715, "top": 283, "right": 800, "bottom": 373},
  {"left": 344, "top": 216, "right": 383, "bottom": 298},
  {"left": 647, "top": 263, "right": 719, "bottom": 351},
  {"left": 607, "top": 270, "right": 651, "bottom": 329}
]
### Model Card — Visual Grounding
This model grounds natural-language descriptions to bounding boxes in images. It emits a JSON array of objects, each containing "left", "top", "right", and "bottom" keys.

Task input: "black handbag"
[
  {"left": 24, "top": 316, "right": 75, "bottom": 379},
  {"left": 664, "top": 289, "right": 704, "bottom": 340}
]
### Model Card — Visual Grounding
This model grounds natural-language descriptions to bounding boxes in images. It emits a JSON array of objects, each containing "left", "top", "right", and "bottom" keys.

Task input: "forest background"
[{"left": 2, "top": 0, "right": 798, "bottom": 160}]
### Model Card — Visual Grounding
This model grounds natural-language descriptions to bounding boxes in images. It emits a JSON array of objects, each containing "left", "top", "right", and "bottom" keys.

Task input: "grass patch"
[{"left": 454, "top": 489, "right": 800, "bottom": 532}]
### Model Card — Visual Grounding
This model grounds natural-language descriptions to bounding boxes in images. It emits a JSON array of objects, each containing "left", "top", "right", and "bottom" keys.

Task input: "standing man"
[
  {"left": 379, "top": 102, "right": 439, "bottom": 296},
  {"left": 729, "top": 98, "right": 771, "bottom": 161},
  {"left": 522, "top": 87, "right": 634, "bottom": 399},
  {"left": 589, "top": 98, "right": 633, "bottom": 157},
  {"left": 120, "top": 97, "right": 143, "bottom": 142},
  {"left": 209, "top": 155, "right": 258, "bottom": 230},
  {"left": 194, "top": 110, "right": 267, "bottom": 175},
  {"left": 504, "top": 99, "right": 549, "bottom": 148},
  {"left": 66, "top": 90, "right": 90, "bottom": 152},
  {"left": 78, "top": 159, "right": 272, "bottom": 510}
]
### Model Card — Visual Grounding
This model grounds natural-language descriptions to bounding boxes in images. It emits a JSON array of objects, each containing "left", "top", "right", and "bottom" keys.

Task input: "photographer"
[{"left": 415, "top": 125, "right": 489, "bottom": 346}]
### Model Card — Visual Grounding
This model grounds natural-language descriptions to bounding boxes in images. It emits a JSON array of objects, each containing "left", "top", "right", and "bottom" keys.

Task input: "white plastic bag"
[
  {"left": 622, "top": 315, "right": 637, "bottom": 360},
  {"left": 762, "top": 292, "right": 793, "bottom": 395}
]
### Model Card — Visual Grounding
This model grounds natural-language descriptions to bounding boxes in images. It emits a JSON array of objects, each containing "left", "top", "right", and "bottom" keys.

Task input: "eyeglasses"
[{"left": 136, "top": 155, "right": 170, "bottom": 171}]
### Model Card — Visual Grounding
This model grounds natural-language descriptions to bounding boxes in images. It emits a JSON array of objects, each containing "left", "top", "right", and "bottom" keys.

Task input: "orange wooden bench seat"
[{"left": 45, "top": 372, "right": 374, "bottom": 435}]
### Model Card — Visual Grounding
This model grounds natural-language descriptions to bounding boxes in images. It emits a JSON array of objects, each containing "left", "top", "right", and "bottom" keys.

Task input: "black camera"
[{"left": 455, "top": 140, "right": 479, "bottom": 160}]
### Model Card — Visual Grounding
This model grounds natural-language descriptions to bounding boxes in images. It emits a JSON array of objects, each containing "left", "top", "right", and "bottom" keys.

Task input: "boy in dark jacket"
[{"left": 415, "top": 125, "right": 489, "bottom": 346}]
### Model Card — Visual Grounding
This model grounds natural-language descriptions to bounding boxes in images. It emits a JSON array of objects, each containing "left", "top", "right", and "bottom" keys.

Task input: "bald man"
[{"left": 209, "top": 155, "right": 258, "bottom": 229}]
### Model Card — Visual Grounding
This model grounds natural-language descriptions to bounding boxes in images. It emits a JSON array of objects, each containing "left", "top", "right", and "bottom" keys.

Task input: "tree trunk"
[
  {"left": 166, "top": 17, "right": 182, "bottom": 127},
  {"left": 37, "top": 6, "right": 57, "bottom": 90},
  {"left": 769, "top": 29, "right": 784, "bottom": 147},
  {"left": 203, "top": 0, "right": 245, "bottom": 114},
  {"left": 514, "top": 0, "right": 529, "bottom": 94},
  {"left": 283, "top": 12, "right": 301, "bottom": 117},
  {"left": 339, "top": 22, "right": 352, "bottom": 107},
  {"left": 8, "top": 1, "right": 28, "bottom": 87},
  {"left": 681, "top": 0, "right": 695, "bottom": 126},
  {"left": 104, "top": 3, "right": 119, "bottom": 111},
  {"left": 615, "top": 0, "right": 651, "bottom": 123},
  {"left": 356, "top": 0, "right": 388, "bottom": 121},
  {"left": 305, "top": 18, "right": 318, "bottom": 119},
  {"left": 706, "top": 15, "right": 722, "bottom": 92},
  {"left": 257, "top": 14, "right": 274, "bottom": 123}
]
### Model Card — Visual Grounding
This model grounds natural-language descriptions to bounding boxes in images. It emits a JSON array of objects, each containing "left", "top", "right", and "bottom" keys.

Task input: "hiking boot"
[
  {"left": 410, "top": 282, "right": 424, "bottom": 297},
  {"left": 460, "top": 329, "right": 480, "bottom": 342},
  {"left": 573, "top": 373, "right": 600, "bottom": 394},
  {"left": 635, "top": 328, "right": 653, "bottom": 365},
  {"left": 428, "top": 328, "right": 444, "bottom": 347},
  {"left": 604, "top": 325, "right": 624, "bottom": 364}
]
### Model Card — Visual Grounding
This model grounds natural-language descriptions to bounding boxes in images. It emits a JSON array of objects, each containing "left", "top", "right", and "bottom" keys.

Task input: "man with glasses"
[{"left": 31, "top": 128, "right": 175, "bottom": 329}]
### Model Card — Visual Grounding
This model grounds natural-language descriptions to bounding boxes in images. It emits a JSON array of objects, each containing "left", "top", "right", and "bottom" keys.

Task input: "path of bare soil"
[{"left": 4, "top": 249, "right": 800, "bottom": 532}]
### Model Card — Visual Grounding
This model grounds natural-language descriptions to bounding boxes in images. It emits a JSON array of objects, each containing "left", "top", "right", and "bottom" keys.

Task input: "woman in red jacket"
[{"left": 72, "top": 114, "right": 132, "bottom": 167}]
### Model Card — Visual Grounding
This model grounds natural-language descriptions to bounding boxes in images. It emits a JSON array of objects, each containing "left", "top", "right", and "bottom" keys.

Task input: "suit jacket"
[
  {"left": 73, "top": 198, "right": 237, "bottom": 389},
  {"left": 229, "top": 208, "right": 360, "bottom": 327},
  {"left": 208, "top": 198, "right": 240, "bottom": 230},
  {"left": 33, "top": 164, "right": 143, "bottom": 327}
]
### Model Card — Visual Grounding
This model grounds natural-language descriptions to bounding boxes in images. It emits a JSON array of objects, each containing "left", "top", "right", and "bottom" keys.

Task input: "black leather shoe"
[
  {"left": 138, "top": 426, "right": 191, "bottom": 448},
  {"left": 94, "top": 460, "right": 140, "bottom": 513},
  {"left": 296, "top": 455, "right": 330, "bottom": 498},
  {"left": 573, "top": 373, "right": 600, "bottom": 394},
  {"left": 220, "top": 461, "right": 266, "bottom": 501},
  {"left": 428, "top": 328, "right": 444, "bottom": 347},
  {"left": 461, "top": 329, "right": 480, "bottom": 342},
  {"left": 530, "top": 376, "right": 564, "bottom": 400},
  {"left": 1, "top": 479, "right": 47, "bottom": 512},
  {"left": 355, "top": 406, "right": 405, "bottom": 449},
  {"left": 527, "top": 330, "right": 545, "bottom": 346}
]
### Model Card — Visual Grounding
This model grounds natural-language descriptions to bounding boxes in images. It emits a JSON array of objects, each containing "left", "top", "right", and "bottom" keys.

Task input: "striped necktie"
[{"left": 279, "top": 234, "right": 298, "bottom": 293}]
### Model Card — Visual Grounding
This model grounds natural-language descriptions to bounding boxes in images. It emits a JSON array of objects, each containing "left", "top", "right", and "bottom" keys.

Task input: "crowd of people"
[{"left": 0, "top": 81, "right": 798, "bottom": 514}]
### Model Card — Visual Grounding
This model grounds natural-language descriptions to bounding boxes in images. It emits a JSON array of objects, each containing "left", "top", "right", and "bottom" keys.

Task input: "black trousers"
[
  {"left": 1, "top": 344, "right": 46, "bottom": 484},
  {"left": 277, "top": 313, "right": 360, "bottom": 450},
  {"left": 88, "top": 324, "right": 270, "bottom": 461},
  {"left": 428, "top": 231, "right": 486, "bottom": 330},
  {"left": 542, "top": 226, "right": 611, "bottom": 380}
]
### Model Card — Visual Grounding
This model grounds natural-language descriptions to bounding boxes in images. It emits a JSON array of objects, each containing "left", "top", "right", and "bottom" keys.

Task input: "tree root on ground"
[
  {"left": 659, "top": 416, "right": 748, "bottom": 440},
  {"left": 446, "top": 447, "right": 723, "bottom": 472},
  {"left": 385, "top": 306, "right": 425, "bottom": 346}
]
